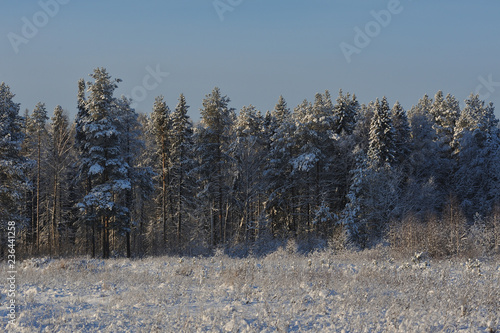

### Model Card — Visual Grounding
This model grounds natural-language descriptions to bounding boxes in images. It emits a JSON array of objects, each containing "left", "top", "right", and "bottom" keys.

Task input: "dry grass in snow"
[{"left": 1, "top": 247, "right": 500, "bottom": 332}]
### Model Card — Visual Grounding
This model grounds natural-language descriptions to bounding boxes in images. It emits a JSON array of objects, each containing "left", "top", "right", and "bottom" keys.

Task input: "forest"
[{"left": 1, "top": 67, "right": 500, "bottom": 259}]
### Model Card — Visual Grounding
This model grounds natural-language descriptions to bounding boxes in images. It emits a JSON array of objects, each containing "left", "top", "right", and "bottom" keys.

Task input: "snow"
[
  {"left": 88, "top": 163, "right": 104, "bottom": 175},
  {"left": 291, "top": 153, "right": 317, "bottom": 172},
  {"left": 1, "top": 249, "right": 499, "bottom": 332}
]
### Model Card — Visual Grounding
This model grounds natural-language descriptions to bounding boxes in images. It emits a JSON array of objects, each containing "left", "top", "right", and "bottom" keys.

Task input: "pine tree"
[
  {"left": 75, "top": 78, "right": 88, "bottom": 152},
  {"left": 231, "top": 105, "right": 267, "bottom": 242},
  {"left": 77, "top": 68, "right": 129, "bottom": 259},
  {"left": 135, "top": 113, "right": 158, "bottom": 254},
  {"left": 20, "top": 108, "right": 34, "bottom": 249},
  {"left": 454, "top": 94, "right": 498, "bottom": 144},
  {"left": 119, "top": 96, "right": 154, "bottom": 257},
  {"left": 353, "top": 102, "right": 376, "bottom": 151},
  {"left": 0, "top": 83, "right": 30, "bottom": 258},
  {"left": 265, "top": 96, "right": 296, "bottom": 235},
  {"left": 47, "top": 106, "right": 73, "bottom": 255},
  {"left": 428, "top": 91, "right": 461, "bottom": 198},
  {"left": 291, "top": 92, "right": 336, "bottom": 234},
  {"left": 74, "top": 77, "right": 96, "bottom": 256},
  {"left": 31, "top": 102, "right": 48, "bottom": 252},
  {"left": 151, "top": 95, "right": 172, "bottom": 248},
  {"left": 196, "top": 87, "right": 235, "bottom": 247},
  {"left": 430, "top": 91, "right": 460, "bottom": 146}
]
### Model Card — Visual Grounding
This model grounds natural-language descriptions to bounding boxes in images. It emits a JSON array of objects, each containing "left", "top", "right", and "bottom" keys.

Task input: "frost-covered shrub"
[
  {"left": 387, "top": 214, "right": 428, "bottom": 258},
  {"left": 21, "top": 257, "right": 53, "bottom": 269},
  {"left": 467, "top": 216, "right": 492, "bottom": 257},
  {"left": 465, "top": 258, "right": 481, "bottom": 276},
  {"left": 388, "top": 204, "right": 500, "bottom": 259},
  {"left": 400, "top": 251, "right": 430, "bottom": 270},
  {"left": 285, "top": 238, "right": 298, "bottom": 255},
  {"left": 411, "top": 251, "right": 430, "bottom": 269}
]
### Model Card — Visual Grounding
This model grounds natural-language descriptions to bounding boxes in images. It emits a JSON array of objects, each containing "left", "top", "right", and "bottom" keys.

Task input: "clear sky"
[{"left": 1, "top": 0, "right": 500, "bottom": 121}]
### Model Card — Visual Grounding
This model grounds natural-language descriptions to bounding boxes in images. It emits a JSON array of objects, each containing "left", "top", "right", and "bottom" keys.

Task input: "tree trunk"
[
  {"left": 103, "top": 216, "right": 109, "bottom": 259},
  {"left": 36, "top": 133, "right": 41, "bottom": 253},
  {"left": 219, "top": 186, "right": 223, "bottom": 245},
  {"left": 88, "top": 177, "right": 95, "bottom": 258},
  {"left": 102, "top": 216, "right": 106, "bottom": 259},
  {"left": 210, "top": 203, "right": 215, "bottom": 248},
  {"left": 177, "top": 160, "right": 182, "bottom": 250},
  {"left": 224, "top": 198, "right": 230, "bottom": 245},
  {"left": 162, "top": 152, "right": 167, "bottom": 247},
  {"left": 126, "top": 230, "right": 131, "bottom": 258},
  {"left": 58, "top": 175, "right": 63, "bottom": 254},
  {"left": 51, "top": 172, "right": 58, "bottom": 256},
  {"left": 126, "top": 137, "right": 132, "bottom": 258}
]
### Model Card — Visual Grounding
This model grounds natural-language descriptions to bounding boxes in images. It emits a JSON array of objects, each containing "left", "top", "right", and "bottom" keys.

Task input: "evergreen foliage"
[{"left": 2, "top": 72, "right": 500, "bottom": 257}]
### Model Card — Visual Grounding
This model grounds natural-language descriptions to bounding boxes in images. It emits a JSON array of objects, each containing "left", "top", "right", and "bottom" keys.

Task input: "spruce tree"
[
  {"left": 391, "top": 101, "right": 411, "bottom": 166},
  {"left": 428, "top": 91, "right": 460, "bottom": 198},
  {"left": 340, "top": 151, "right": 368, "bottom": 247},
  {"left": 453, "top": 94, "right": 500, "bottom": 218},
  {"left": 170, "top": 93, "right": 195, "bottom": 249},
  {"left": 406, "top": 95, "right": 443, "bottom": 215},
  {"left": 368, "top": 97, "right": 396, "bottom": 168},
  {"left": 291, "top": 92, "right": 336, "bottom": 233},
  {"left": 333, "top": 90, "right": 358, "bottom": 135},
  {"left": 273, "top": 95, "right": 290, "bottom": 124}
]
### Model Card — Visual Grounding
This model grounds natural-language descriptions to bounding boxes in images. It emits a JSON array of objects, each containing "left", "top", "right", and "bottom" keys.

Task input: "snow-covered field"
[{"left": 2, "top": 247, "right": 499, "bottom": 332}]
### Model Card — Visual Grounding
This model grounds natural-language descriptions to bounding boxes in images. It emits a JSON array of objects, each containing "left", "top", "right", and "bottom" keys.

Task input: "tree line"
[{"left": 1, "top": 67, "right": 499, "bottom": 259}]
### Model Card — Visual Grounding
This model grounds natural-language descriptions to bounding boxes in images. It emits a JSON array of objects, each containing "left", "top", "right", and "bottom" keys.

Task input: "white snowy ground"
[{"left": 1, "top": 248, "right": 499, "bottom": 332}]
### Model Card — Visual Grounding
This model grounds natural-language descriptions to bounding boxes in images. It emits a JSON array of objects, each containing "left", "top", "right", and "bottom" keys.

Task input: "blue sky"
[{"left": 1, "top": 0, "right": 500, "bottom": 120}]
